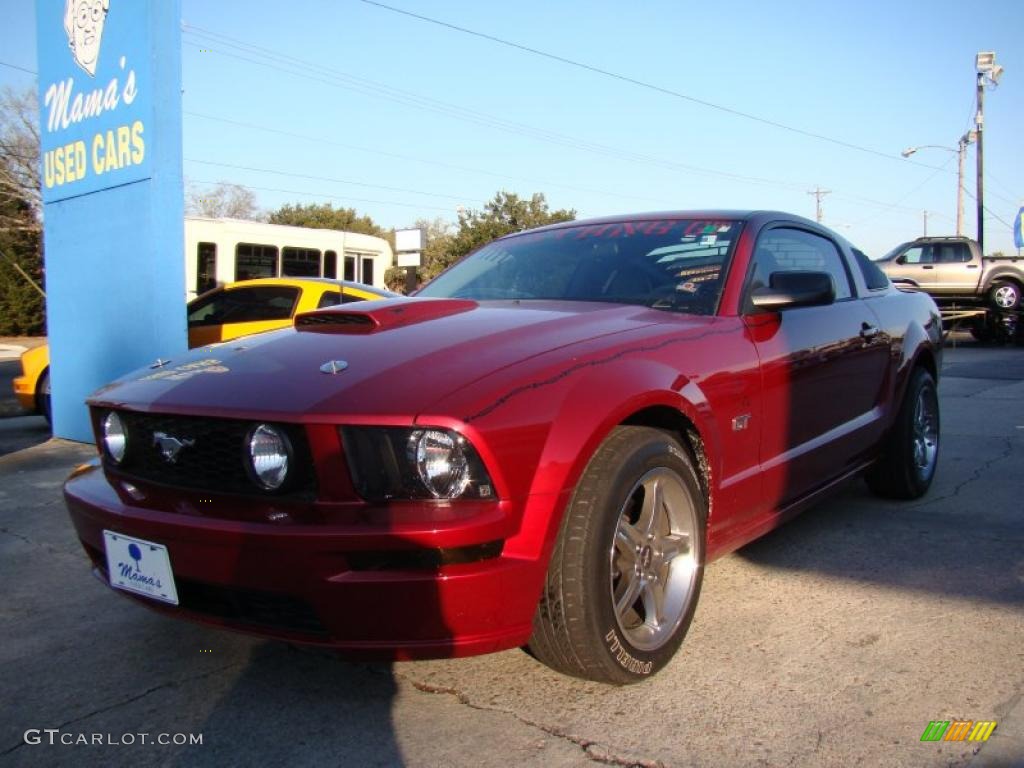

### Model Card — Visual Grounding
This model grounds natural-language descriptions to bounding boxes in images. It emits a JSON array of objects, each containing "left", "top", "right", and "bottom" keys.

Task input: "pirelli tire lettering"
[{"left": 605, "top": 629, "right": 653, "bottom": 675}]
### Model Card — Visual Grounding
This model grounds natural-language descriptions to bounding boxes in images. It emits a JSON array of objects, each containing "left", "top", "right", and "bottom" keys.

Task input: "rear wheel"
[
  {"left": 990, "top": 280, "right": 1021, "bottom": 311},
  {"left": 528, "top": 426, "right": 706, "bottom": 684},
  {"left": 866, "top": 368, "right": 939, "bottom": 499}
]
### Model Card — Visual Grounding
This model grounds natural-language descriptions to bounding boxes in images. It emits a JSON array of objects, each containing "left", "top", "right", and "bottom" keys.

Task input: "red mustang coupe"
[{"left": 64, "top": 211, "right": 942, "bottom": 684}]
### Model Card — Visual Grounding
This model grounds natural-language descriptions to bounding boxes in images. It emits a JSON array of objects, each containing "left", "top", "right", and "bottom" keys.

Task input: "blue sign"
[
  {"left": 36, "top": 0, "right": 153, "bottom": 203},
  {"left": 36, "top": 0, "right": 184, "bottom": 442},
  {"left": 1015, "top": 207, "right": 1024, "bottom": 250}
]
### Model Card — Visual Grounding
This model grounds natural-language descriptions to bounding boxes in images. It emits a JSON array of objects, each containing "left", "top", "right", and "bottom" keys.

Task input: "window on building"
[
  {"left": 196, "top": 242, "right": 217, "bottom": 295},
  {"left": 361, "top": 257, "right": 374, "bottom": 286},
  {"left": 344, "top": 255, "right": 356, "bottom": 281},
  {"left": 282, "top": 247, "right": 322, "bottom": 277},
  {"left": 235, "top": 243, "right": 278, "bottom": 281},
  {"left": 324, "top": 250, "right": 337, "bottom": 279}
]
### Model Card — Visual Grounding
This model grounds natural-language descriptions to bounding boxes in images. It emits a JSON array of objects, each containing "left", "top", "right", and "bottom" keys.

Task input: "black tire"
[
  {"left": 989, "top": 280, "right": 1021, "bottom": 311},
  {"left": 866, "top": 368, "right": 939, "bottom": 499},
  {"left": 37, "top": 369, "right": 52, "bottom": 426},
  {"left": 527, "top": 426, "right": 706, "bottom": 684},
  {"left": 969, "top": 318, "right": 995, "bottom": 343}
]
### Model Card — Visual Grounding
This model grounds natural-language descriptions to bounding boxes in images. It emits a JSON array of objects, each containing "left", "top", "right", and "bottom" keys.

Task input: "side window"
[
  {"left": 187, "top": 286, "right": 299, "bottom": 327},
  {"left": 196, "top": 242, "right": 217, "bottom": 295},
  {"left": 936, "top": 243, "right": 971, "bottom": 263},
  {"left": 235, "top": 243, "right": 278, "bottom": 281},
  {"left": 282, "top": 247, "right": 321, "bottom": 277},
  {"left": 324, "top": 250, "right": 337, "bottom": 279},
  {"left": 749, "top": 228, "right": 852, "bottom": 300},
  {"left": 900, "top": 246, "right": 932, "bottom": 265},
  {"left": 341, "top": 292, "right": 367, "bottom": 304},
  {"left": 316, "top": 291, "right": 343, "bottom": 309},
  {"left": 853, "top": 248, "right": 890, "bottom": 291}
]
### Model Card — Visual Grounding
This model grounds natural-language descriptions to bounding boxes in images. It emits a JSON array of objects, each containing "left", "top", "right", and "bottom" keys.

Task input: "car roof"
[
  {"left": 502, "top": 210, "right": 817, "bottom": 238},
  {"left": 215, "top": 277, "right": 399, "bottom": 298}
]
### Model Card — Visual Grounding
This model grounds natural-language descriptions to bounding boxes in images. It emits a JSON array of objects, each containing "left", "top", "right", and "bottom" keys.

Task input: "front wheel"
[
  {"left": 990, "top": 280, "right": 1021, "bottom": 311},
  {"left": 866, "top": 367, "right": 939, "bottom": 499},
  {"left": 527, "top": 426, "right": 706, "bottom": 684},
  {"left": 37, "top": 369, "right": 52, "bottom": 426}
]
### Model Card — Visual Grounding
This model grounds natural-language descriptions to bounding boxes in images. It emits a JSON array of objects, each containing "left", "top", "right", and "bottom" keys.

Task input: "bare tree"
[
  {"left": 186, "top": 181, "right": 263, "bottom": 220},
  {"left": 0, "top": 87, "right": 41, "bottom": 235}
]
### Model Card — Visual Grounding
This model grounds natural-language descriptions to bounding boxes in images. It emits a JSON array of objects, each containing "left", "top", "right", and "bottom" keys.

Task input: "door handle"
[
  {"left": 967, "top": 264, "right": 979, "bottom": 269},
  {"left": 860, "top": 322, "right": 880, "bottom": 340},
  {"left": 921, "top": 265, "right": 934, "bottom": 270}
]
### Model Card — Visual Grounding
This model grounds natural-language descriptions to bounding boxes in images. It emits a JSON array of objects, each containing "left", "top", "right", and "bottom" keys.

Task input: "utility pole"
[
  {"left": 922, "top": 210, "right": 929, "bottom": 236},
  {"left": 974, "top": 51, "right": 1004, "bottom": 254},
  {"left": 807, "top": 187, "right": 831, "bottom": 224},
  {"left": 976, "top": 66, "right": 985, "bottom": 254}
]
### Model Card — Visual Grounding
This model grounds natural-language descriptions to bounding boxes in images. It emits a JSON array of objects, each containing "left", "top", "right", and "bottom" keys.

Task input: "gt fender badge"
[{"left": 732, "top": 414, "right": 751, "bottom": 431}]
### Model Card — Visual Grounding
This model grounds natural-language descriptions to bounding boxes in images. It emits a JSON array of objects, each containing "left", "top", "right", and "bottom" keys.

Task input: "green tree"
[
  {"left": 434, "top": 191, "right": 575, "bottom": 278},
  {"left": 268, "top": 202, "right": 384, "bottom": 237},
  {"left": 0, "top": 87, "right": 45, "bottom": 335}
]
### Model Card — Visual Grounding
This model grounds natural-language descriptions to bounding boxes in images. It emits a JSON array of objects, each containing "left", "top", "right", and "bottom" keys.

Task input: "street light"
[
  {"left": 901, "top": 133, "right": 976, "bottom": 236},
  {"left": 974, "top": 51, "right": 1004, "bottom": 254}
]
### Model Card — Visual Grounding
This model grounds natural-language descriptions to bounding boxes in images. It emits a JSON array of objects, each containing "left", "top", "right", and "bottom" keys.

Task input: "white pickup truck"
[{"left": 876, "top": 236, "right": 1024, "bottom": 311}]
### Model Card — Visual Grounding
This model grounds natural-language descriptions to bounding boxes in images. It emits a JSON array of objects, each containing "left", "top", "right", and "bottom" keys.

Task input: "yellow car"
[{"left": 13, "top": 278, "right": 397, "bottom": 423}]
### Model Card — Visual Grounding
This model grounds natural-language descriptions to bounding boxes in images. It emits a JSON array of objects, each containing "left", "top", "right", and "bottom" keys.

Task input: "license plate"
[{"left": 103, "top": 530, "right": 179, "bottom": 605}]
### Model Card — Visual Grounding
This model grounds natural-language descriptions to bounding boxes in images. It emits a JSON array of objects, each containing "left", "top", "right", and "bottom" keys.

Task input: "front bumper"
[{"left": 64, "top": 461, "right": 548, "bottom": 659}]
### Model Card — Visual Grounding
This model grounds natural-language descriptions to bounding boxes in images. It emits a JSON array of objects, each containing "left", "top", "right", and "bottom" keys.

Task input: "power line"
[
  {"left": 0, "top": 61, "right": 37, "bottom": 76},
  {"left": 186, "top": 158, "right": 472, "bottom": 203},
  {"left": 182, "top": 31, "right": 819, "bottom": 195},
  {"left": 183, "top": 110, "right": 675, "bottom": 207},
  {"left": 358, "top": 0, "right": 934, "bottom": 166},
  {"left": 186, "top": 178, "right": 455, "bottom": 213}
]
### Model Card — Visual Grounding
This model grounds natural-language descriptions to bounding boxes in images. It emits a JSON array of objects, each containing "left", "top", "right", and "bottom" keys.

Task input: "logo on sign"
[{"left": 64, "top": 0, "right": 109, "bottom": 77}]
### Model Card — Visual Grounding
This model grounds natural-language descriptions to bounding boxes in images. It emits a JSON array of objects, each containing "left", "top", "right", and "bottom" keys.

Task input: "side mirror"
[{"left": 750, "top": 271, "right": 835, "bottom": 311}]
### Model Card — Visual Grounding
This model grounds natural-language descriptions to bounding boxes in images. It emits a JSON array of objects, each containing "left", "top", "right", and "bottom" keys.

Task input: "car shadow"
[{"left": 733, "top": 477, "right": 1024, "bottom": 608}]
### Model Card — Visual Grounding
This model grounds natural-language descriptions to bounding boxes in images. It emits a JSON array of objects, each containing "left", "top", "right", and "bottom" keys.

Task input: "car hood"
[{"left": 90, "top": 298, "right": 677, "bottom": 421}]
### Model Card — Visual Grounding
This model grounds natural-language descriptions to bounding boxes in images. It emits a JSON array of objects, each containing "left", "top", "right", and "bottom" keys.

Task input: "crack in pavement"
[
  {"left": 401, "top": 677, "right": 666, "bottom": 768},
  {"left": 906, "top": 437, "right": 1015, "bottom": 510},
  {"left": 1, "top": 660, "right": 246, "bottom": 757},
  {"left": 0, "top": 526, "right": 81, "bottom": 558}
]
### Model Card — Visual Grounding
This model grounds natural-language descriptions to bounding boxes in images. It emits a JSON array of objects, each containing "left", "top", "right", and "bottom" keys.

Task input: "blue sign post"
[
  {"left": 1014, "top": 207, "right": 1023, "bottom": 251},
  {"left": 35, "top": 0, "right": 185, "bottom": 441}
]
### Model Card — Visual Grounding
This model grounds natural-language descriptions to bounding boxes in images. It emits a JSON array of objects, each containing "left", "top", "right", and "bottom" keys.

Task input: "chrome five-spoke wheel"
[{"left": 611, "top": 467, "right": 699, "bottom": 652}]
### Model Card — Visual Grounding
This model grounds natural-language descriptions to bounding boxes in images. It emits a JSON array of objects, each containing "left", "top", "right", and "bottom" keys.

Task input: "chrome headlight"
[
  {"left": 413, "top": 429, "right": 469, "bottom": 499},
  {"left": 246, "top": 423, "right": 292, "bottom": 490},
  {"left": 102, "top": 411, "right": 127, "bottom": 464},
  {"left": 341, "top": 426, "right": 495, "bottom": 502}
]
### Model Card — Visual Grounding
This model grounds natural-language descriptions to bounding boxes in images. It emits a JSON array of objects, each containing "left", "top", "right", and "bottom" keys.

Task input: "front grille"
[
  {"left": 85, "top": 541, "right": 327, "bottom": 637},
  {"left": 100, "top": 410, "right": 315, "bottom": 498}
]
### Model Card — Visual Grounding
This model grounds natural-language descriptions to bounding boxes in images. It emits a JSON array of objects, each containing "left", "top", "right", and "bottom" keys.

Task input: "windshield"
[
  {"left": 417, "top": 218, "right": 741, "bottom": 315},
  {"left": 876, "top": 242, "right": 912, "bottom": 262}
]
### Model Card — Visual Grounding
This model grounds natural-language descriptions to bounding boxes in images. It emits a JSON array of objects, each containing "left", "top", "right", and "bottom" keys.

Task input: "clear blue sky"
[{"left": 3, "top": 0, "right": 1022, "bottom": 256}]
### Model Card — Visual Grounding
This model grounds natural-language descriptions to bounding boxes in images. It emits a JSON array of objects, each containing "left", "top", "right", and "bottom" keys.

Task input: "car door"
[
  {"left": 743, "top": 225, "right": 891, "bottom": 511},
  {"left": 889, "top": 244, "right": 941, "bottom": 292},
  {"left": 186, "top": 285, "right": 301, "bottom": 347},
  {"left": 935, "top": 241, "right": 979, "bottom": 294}
]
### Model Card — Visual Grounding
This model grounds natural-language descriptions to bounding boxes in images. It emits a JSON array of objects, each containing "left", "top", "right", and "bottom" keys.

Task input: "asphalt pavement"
[{"left": 0, "top": 340, "right": 1021, "bottom": 767}]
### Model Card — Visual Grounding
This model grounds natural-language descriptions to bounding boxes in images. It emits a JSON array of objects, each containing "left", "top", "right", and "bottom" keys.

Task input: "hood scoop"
[{"left": 295, "top": 297, "right": 478, "bottom": 334}]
